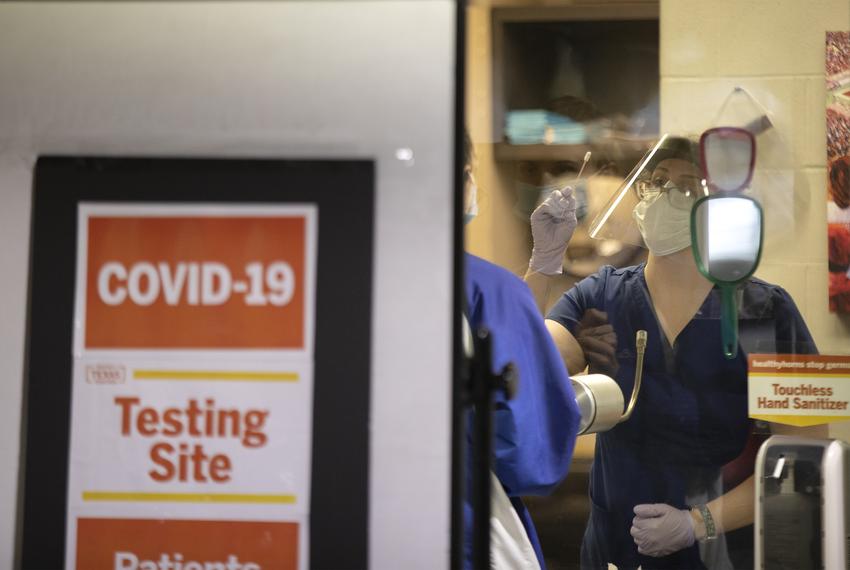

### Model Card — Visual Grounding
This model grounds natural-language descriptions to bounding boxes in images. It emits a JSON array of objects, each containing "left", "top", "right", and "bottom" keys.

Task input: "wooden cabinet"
[{"left": 492, "top": 2, "right": 660, "bottom": 168}]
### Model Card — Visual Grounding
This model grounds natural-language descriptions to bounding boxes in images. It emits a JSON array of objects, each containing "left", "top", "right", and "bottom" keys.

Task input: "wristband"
[{"left": 693, "top": 504, "right": 716, "bottom": 541}]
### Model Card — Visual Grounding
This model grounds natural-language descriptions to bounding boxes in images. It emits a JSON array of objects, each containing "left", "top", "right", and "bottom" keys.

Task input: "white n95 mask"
[{"left": 633, "top": 191, "right": 692, "bottom": 256}]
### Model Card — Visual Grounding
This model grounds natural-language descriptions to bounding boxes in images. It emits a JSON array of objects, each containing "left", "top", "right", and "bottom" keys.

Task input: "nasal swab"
[{"left": 576, "top": 151, "right": 592, "bottom": 179}]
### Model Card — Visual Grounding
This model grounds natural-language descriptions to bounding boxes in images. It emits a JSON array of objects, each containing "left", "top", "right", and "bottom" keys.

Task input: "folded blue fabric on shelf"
[{"left": 505, "top": 109, "right": 587, "bottom": 144}]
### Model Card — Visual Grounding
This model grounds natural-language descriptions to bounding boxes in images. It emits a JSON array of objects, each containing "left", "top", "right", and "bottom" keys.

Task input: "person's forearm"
[
  {"left": 691, "top": 424, "right": 830, "bottom": 538},
  {"left": 523, "top": 268, "right": 553, "bottom": 315},
  {"left": 525, "top": 269, "right": 587, "bottom": 375},
  {"left": 545, "top": 319, "right": 587, "bottom": 376},
  {"left": 691, "top": 476, "right": 754, "bottom": 538}
]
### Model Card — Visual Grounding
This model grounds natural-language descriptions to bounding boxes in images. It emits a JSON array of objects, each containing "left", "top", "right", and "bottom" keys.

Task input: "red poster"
[{"left": 826, "top": 31, "right": 850, "bottom": 312}]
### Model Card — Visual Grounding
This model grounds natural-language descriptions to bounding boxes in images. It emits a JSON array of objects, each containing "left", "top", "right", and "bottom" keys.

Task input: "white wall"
[{"left": 0, "top": 3, "right": 456, "bottom": 568}]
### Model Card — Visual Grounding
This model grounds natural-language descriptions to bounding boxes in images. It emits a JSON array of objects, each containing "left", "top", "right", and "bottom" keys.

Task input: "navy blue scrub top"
[
  {"left": 464, "top": 253, "right": 580, "bottom": 570},
  {"left": 546, "top": 263, "right": 814, "bottom": 570}
]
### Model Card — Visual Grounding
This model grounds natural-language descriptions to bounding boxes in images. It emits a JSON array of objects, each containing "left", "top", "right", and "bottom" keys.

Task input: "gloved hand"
[
  {"left": 528, "top": 186, "right": 577, "bottom": 275},
  {"left": 630, "top": 503, "right": 696, "bottom": 557},
  {"left": 575, "top": 309, "right": 618, "bottom": 377}
]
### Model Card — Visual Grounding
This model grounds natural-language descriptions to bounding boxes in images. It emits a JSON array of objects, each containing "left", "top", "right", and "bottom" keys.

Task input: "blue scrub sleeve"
[
  {"left": 741, "top": 279, "right": 818, "bottom": 354},
  {"left": 545, "top": 265, "right": 614, "bottom": 334},
  {"left": 489, "top": 293, "right": 579, "bottom": 496},
  {"left": 773, "top": 286, "right": 817, "bottom": 354},
  {"left": 465, "top": 254, "right": 580, "bottom": 497}
]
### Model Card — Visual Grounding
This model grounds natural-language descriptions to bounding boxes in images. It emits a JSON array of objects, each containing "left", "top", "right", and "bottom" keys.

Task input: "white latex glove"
[
  {"left": 528, "top": 186, "right": 577, "bottom": 275},
  {"left": 630, "top": 503, "right": 696, "bottom": 557}
]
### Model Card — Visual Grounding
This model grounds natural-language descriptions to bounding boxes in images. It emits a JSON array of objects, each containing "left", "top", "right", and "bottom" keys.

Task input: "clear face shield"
[{"left": 587, "top": 134, "right": 708, "bottom": 255}]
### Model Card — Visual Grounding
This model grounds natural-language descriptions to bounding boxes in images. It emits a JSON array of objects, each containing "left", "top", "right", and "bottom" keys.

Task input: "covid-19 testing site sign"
[
  {"left": 20, "top": 156, "right": 375, "bottom": 570},
  {"left": 67, "top": 204, "right": 316, "bottom": 569}
]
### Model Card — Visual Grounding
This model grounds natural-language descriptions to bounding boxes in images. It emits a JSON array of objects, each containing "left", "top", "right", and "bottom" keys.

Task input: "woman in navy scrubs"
[{"left": 524, "top": 136, "right": 826, "bottom": 570}]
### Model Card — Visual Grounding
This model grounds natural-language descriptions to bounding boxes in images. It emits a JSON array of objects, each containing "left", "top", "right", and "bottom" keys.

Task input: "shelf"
[
  {"left": 495, "top": 136, "right": 656, "bottom": 163},
  {"left": 492, "top": 3, "right": 659, "bottom": 24},
  {"left": 495, "top": 142, "right": 592, "bottom": 162}
]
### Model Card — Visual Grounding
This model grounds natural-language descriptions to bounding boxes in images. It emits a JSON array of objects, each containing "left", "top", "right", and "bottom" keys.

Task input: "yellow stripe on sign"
[
  {"left": 133, "top": 370, "right": 298, "bottom": 382},
  {"left": 82, "top": 491, "right": 296, "bottom": 504},
  {"left": 750, "top": 414, "right": 850, "bottom": 427}
]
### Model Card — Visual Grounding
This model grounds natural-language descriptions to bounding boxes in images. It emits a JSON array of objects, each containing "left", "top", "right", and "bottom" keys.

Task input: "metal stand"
[{"left": 467, "top": 326, "right": 517, "bottom": 570}]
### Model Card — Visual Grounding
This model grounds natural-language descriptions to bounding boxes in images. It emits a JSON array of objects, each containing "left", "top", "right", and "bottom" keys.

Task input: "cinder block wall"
[
  {"left": 662, "top": 0, "right": 850, "bottom": 436},
  {"left": 661, "top": 0, "right": 850, "bottom": 349}
]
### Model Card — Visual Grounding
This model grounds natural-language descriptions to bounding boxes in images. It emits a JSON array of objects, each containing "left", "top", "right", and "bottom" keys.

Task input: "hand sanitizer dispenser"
[{"left": 755, "top": 435, "right": 850, "bottom": 569}]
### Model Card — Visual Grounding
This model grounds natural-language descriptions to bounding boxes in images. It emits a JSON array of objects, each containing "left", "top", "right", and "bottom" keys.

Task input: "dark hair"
[
  {"left": 645, "top": 135, "right": 701, "bottom": 173},
  {"left": 463, "top": 128, "right": 474, "bottom": 169},
  {"left": 829, "top": 155, "right": 850, "bottom": 209}
]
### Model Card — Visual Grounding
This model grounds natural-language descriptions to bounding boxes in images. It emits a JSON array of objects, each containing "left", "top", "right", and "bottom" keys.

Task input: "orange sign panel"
[
  {"left": 749, "top": 353, "right": 850, "bottom": 373},
  {"left": 85, "top": 216, "right": 306, "bottom": 349},
  {"left": 76, "top": 518, "right": 298, "bottom": 570}
]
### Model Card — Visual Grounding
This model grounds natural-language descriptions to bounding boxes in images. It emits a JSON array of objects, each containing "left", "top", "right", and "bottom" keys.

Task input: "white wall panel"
[{"left": 0, "top": 3, "right": 456, "bottom": 568}]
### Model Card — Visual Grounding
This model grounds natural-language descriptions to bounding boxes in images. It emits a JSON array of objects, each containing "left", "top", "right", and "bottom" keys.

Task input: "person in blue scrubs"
[
  {"left": 463, "top": 129, "right": 580, "bottom": 569},
  {"left": 524, "top": 136, "right": 826, "bottom": 569}
]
